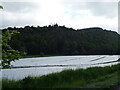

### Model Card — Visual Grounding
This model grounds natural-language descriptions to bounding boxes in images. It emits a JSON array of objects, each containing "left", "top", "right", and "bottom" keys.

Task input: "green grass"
[
  {"left": 22, "top": 54, "right": 82, "bottom": 59},
  {"left": 22, "top": 54, "right": 64, "bottom": 58},
  {"left": 80, "top": 71, "right": 120, "bottom": 88},
  {"left": 2, "top": 64, "right": 120, "bottom": 89}
]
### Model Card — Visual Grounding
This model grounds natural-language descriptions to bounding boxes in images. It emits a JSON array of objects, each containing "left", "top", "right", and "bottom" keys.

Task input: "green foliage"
[
  {"left": 0, "top": 5, "right": 3, "bottom": 9},
  {"left": 2, "top": 30, "right": 26, "bottom": 68},
  {"left": 2, "top": 79, "right": 21, "bottom": 88},
  {"left": 3, "top": 25, "right": 120, "bottom": 55},
  {"left": 2, "top": 64, "right": 120, "bottom": 88}
]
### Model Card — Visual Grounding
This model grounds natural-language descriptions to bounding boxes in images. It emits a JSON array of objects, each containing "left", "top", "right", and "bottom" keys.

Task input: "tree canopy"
[
  {"left": 0, "top": 5, "right": 3, "bottom": 9},
  {"left": 2, "top": 25, "right": 120, "bottom": 56}
]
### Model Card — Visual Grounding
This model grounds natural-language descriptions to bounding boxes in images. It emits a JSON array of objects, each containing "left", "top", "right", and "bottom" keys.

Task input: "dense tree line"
[{"left": 2, "top": 24, "right": 120, "bottom": 55}]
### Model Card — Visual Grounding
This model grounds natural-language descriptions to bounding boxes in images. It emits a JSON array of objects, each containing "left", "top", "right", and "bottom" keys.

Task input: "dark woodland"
[{"left": 2, "top": 24, "right": 120, "bottom": 55}]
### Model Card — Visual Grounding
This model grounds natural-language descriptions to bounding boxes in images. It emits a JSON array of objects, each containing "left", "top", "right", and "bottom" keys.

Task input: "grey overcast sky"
[{"left": 0, "top": 0, "right": 118, "bottom": 32}]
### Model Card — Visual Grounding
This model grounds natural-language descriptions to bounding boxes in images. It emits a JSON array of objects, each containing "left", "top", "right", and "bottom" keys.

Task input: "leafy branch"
[{"left": 2, "top": 30, "right": 26, "bottom": 69}]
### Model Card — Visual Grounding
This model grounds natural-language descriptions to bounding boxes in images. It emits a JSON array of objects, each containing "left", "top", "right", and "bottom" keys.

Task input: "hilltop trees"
[{"left": 3, "top": 25, "right": 119, "bottom": 56}]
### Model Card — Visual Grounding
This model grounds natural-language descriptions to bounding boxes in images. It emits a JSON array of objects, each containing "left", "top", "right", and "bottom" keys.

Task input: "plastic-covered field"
[{"left": 2, "top": 55, "right": 119, "bottom": 80}]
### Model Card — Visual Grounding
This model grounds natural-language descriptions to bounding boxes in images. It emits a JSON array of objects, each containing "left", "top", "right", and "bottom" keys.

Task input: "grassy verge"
[
  {"left": 22, "top": 54, "right": 64, "bottom": 58},
  {"left": 2, "top": 64, "right": 120, "bottom": 89},
  {"left": 79, "top": 71, "right": 119, "bottom": 88},
  {"left": 22, "top": 54, "right": 85, "bottom": 59}
]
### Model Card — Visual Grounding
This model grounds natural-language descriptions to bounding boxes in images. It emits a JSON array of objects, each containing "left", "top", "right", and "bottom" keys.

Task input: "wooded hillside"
[{"left": 3, "top": 24, "right": 120, "bottom": 55}]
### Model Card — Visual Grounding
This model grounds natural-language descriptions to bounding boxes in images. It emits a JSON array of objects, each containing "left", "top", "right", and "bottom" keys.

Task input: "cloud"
[
  {"left": 60, "top": 1, "right": 118, "bottom": 18},
  {"left": 1, "top": 1, "right": 118, "bottom": 32},
  {"left": 2, "top": 2, "right": 42, "bottom": 28},
  {"left": 3, "top": 2, "right": 40, "bottom": 13}
]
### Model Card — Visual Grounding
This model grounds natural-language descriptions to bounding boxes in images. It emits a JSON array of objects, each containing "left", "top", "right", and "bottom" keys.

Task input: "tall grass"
[{"left": 2, "top": 63, "right": 120, "bottom": 88}]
